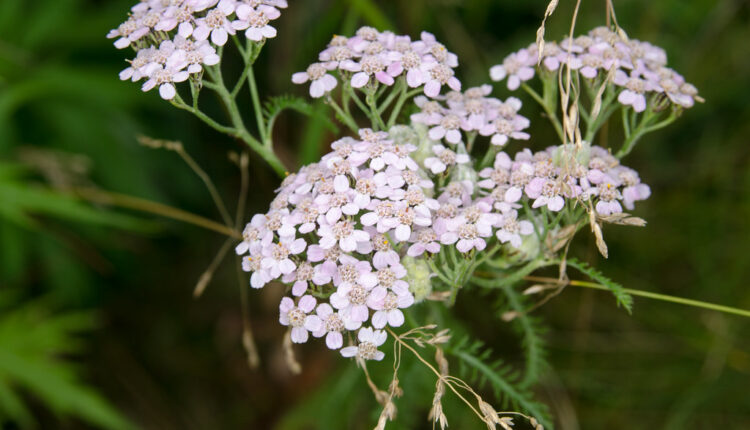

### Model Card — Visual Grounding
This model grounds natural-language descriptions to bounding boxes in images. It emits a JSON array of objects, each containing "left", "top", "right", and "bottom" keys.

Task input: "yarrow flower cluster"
[
  {"left": 110, "top": 0, "right": 287, "bottom": 99},
  {"left": 292, "top": 27, "right": 461, "bottom": 98},
  {"left": 236, "top": 129, "right": 436, "bottom": 359},
  {"left": 235, "top": 125, "right": 654, "bottom": 361},
  {"left": 490, "top": 26, "right": 702, "bottom": 111},
  {"left": 476, "top": 145, "right": 651, "bottom": 216},
  {"left": 411, "top": 85, "right": 531, "bottom": 147}
]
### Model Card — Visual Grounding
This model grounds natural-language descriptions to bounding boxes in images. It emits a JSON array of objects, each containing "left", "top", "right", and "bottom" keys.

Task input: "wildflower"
[
  {"left": 340, "top": 327, "right": 387, "bottom": 361},
  {"left": 495, "top": 210, "right": 534, "bottom": 248},
  {"left": 279, "top": 295, "right": 317, "bottom": 343},
  {"left": 141, "top": 64, "right": 190, "bottom": 100},
  {"left": 304, "top": 303, "right": 349, "bottom": 349},
  {"left": 261, "top": 237, "right": 307, "bottom": 278},
  {"left": 317, "top": 220, "right": 370, "bottom": 253},
  {"left": 424, "top": 145, "right": 470, "bottom": 174},
  {"left": 368, "top": 288, "right": 414, "bottom": 328},
  {"left": 489, "top": 49, "right": 535, "bottom": 90},
  {"left": 407, "top": 228, "right": 441, "bottom": 256},
  {"left": 614, "top": 70, "right": 654, "bottom": 112},
  {"left": 234, "top": 6, "right": 279, "bottom": 41},
  {"left": 193, "top": 7, "right": 236, "bottom": 46}
]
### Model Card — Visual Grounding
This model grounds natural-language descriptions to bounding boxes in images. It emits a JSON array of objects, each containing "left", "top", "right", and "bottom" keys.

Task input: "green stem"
[
  {"left": 326, "top": 97, "right": 360, "bottom": 133},
  {"left": 204, "top": 67, "right": 286, "bottom": 176},
  {"left": 583, "top": 90, "right": 617, "bottom": 142},
  {"left": 73, "top": 188, "right": 240, "bottom": 238},
  {"left": 377, "top": 78, "right": 403, "bottom": 116},
  {"left": 522, "top": 83, "right": 565, "bottom": 143},
  {"left": 567, "top": 281, "right": 750, "bottom": 318},
  {"left": 472, "top": 259, "right": 553, "bottom": 289},
  {"left": 246, "top": 66, "right": 268, "bottom": 144},
  {"left": 348, "top": 88, "right": 370, "bottom": 119},
  {"left": 616, "top": 108, "right": 677, "bottom": 159},
  {"left": 171, "top": 94, "right": 236, "bottom": 136},
  {"left": 478, "top": 145, "right": 498, "bottom": 169},
  {"left": 365, "top": 88, "right": 386, "bottom": 130},
  {"left": 387, "top": 87, "right": 422, "bottom": 129}
]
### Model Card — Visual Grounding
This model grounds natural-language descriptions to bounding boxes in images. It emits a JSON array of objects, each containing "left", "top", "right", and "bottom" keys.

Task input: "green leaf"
[
  {"left": 567, "top": 258, "right": 634, "bottom": 314},
  {"left": 447, "top": 337, "right": 552, "bottom": 428},
  {"left": 263, "top": 94, "right": 338, "bottom": 142},
  {"left": 0, "top": 164, "right": 151, "bottom": 232},
  {"left": 0, "top": 295, "right": 133, "bottom": 429},
  {"left": 496, "top": 290, "right": 549, "bottom": 389}
]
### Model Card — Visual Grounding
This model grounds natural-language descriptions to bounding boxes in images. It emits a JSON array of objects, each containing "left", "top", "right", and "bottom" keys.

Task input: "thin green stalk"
[
  {"left": 175, "top": 147, "right": 233, "bottom": 226},
  {"left": 471, "top": 258, "right": 553, "bottom": 290},
  {"left": 621, "top": 107, "right": 631, "bottom": 138},
  {"left": 377, "top": 79, "right": 403, "bottom": 115},
  {"left": 246, "top": 66, "right": 268, "bottom": 144},
  {"left": 73, "top": 188, "right": 240, "bottom": 238},
  {"left": 522, "top": 83, "right": 565, "bottom": 143},
  {"left": 365, "top": 88, "right": 386, "bottom": 130},
  {"left": 171, "top": 94, "right": 236, "bottom": 136},
  {"left": 326, "top": 97, "right": 359, "bottom": 133},
  {"left": 616, "top": 108, "right": 677, "bottom": 159},
  {"left": 203, "top": 66, "right": 286, "bottom": 176},
  {"left": 387, "top": 87, "right": 422, "bottom": 129},
  {"left": 478, "top": 145, "right": 498, "bottom": 169},
  {"left": 583, "top": 96, "right": 617, "bottom": 142},
  {"left": 348, "top": 87, "right": 370, "bottom": 118},
  {"left": 566, "top": 280, "right": 750, "bottom": 318}
]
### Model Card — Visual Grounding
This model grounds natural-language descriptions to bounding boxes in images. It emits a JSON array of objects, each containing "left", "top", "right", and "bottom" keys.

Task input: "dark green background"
[{"left": 1, "top": 0, "right": 748, "bottom": 428}]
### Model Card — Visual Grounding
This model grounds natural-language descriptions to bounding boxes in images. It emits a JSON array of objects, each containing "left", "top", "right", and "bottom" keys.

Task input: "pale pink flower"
[
  {"left": 279, "top": 295, "right": 317, "bottom": 343},
  {"left": 141, "top": 64, "right": 189, "bottom": 100},
  {"left": 261, "top": 237, "right": 307, "bottom": 278},
  {"left": 407, "top": 228, "right": 441, "bottom": 256},
  {"left": 424, "top": 145, "right": 469, "bottom": 174},
  {"left": 495, "top": 210, "right": 534, "bottom": 248},
  {"left": 317, "top": 220, "right": 370, "bottom": 252},
  {"left": 423, "top": 63, "right": 461, "bottom": 98},
  {"left": 233, "top": 5, "right": 279, "bottom": 41},
  {"left": 490, "top": 49, "right": 535, "bottom": 90},
  {"left": 329, "top": 282, "right": 375, "bottom": 324},
  {"left": 292, "top": 62, "right": 338, "bottom": 98},
  {"left": 367, "top": 288, "right": 414, "bottom": 328},
  {"left": 340, "top": 327, "right": 387, "bottom": 361},
  {"left": 526, "top": 178, "right": 566, "bottom": 212},
  {"left": 304, "top": 303, "right": 350, "bottom": 349},
  {"left": 193, "top": 7, "right": 235, "bottom": 46},
  {"left": 241, "top": 254, "right": 270, "bottom": 289}
]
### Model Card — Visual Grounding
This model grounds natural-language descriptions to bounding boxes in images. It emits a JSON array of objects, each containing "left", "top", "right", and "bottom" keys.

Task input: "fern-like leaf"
[
  {"left": 567, "top": 258, "right": 634, "bottom": 314},
  {"left": 446, "top": 337, "right": 552, "bottom": 428},
  {"left": 263, "top": 95, "right": 337, "bottom": 137},
  {"left": 496, "top": 291, "right": 549, "bottom": 389},
  {"left": 0, "top": 292, "right": 133, "bottom": 430}
]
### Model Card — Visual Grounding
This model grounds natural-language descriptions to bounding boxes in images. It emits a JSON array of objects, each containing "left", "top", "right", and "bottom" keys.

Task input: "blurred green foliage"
[{"left": 0, "top": 0, "right": 748, "bottom": 429}]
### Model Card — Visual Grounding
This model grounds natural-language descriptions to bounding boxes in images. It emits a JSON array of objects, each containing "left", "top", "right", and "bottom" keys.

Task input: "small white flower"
[{"left": 340, "top": 327, "right": 387, "bottom": 361}]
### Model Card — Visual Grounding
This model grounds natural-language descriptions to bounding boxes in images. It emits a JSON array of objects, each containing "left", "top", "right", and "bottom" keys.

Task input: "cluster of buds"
[
  {"left": 411, "top": 85, "right": 531, "bottom": 147},
  {"left": 110, "top": 0, "right": 287, "bottom": 99},
  {"left": 490, "top": 26, "right": 701, "bottom": 111},
  {"left": 291, "top": 27, "right": 461, "bottom": 98}
]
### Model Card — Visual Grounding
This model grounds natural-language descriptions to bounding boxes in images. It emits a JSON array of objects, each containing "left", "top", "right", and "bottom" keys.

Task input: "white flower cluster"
[
  {"left": 236, "top": 134, "right": 651, "bottom": 360},
  {"left": 236, "top": 129, "right": 433, "bottom": 359},
  {"left": 478, "top": 145, "right": 651, "bottom": 217},
  {"left": 291, "top": 27, "right": 461, "bottom": 98},
  {"left": 411, "top": 85, "right": 531, "bottom": 148},
  {"left": 489, "top": 26, "right": 701, "bottom": 111},
  {"left": 109, "top": 0, "right": 287, "bottom": 99}
]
